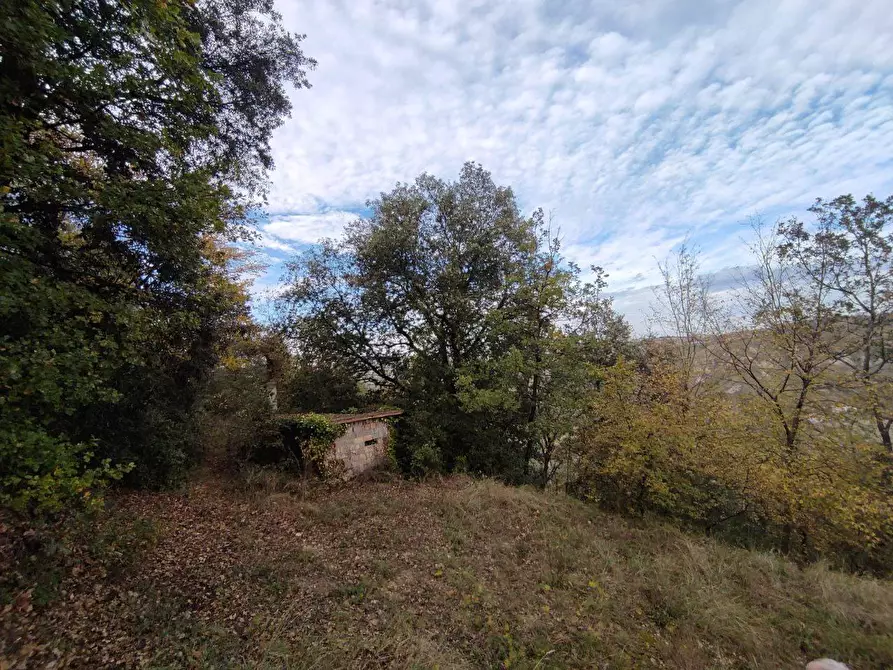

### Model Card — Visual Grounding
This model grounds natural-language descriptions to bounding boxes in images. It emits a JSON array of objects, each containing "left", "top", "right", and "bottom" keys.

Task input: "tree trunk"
[
  {"left": 876, "top": 415, "right": 892, "bottom": 453},
  {"left": 540, "top": 441, "right": 552, "bottom": 490},
  {"left": 523, "top": 370, "right": 540, "bottom": 479}
]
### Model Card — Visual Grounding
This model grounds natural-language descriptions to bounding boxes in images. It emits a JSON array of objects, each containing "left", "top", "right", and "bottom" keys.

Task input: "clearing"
[{"left": 2, "top": 473, "right": 892, "bottom": 669}]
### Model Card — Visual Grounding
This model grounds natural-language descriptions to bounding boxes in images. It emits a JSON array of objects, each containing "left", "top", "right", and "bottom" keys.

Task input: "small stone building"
[{"left": 325, "top": 409, "right": 402, "bottom": 478}]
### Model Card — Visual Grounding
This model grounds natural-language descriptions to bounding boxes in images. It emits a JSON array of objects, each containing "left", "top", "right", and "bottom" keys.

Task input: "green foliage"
[
  {"left": 277, "top": 414, "right": 346, "bottom": 479},
  {"left": 197, "top": 360, "right": 280, "bottom": 466},
  {"left": 0, "top": 0, "right": 313, "bottom": 510},
  {"left": 576, "top": 356, "right": 752, "bottom": 520},
  {"left": 621, "top": 206, "right": 893, "bottom": 574},
  {"left": 280, "top": 163, "right": 538, "bottom": 476},
  {"left": 283, "top": 357, "right": 365, "bottom": 413},
  {"left": 0, "top": 250, "right": 134, "bottom": 510},
  {"left": 409, "top": 442, "right": 444, "bottom": 479},
  {"left": 0, "top": 438, "right": 132, "bottom": 514},
  {"left": 279, "top": 164, "right": 633, "bottom": 483},
  {"left": 454, "top": 230, "right": 636, "bottom": 487},
  {"left": 574, "top": 348, "right": 893, "bottom": 575}
]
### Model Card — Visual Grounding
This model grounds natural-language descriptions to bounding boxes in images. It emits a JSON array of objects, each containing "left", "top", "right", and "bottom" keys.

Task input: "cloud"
[
  {"left": 263, "top": 211, "right": 358, "bottom": 244},
  {"left": 609, "top": 264, "right": 750, "bottom": 332},
  {"left": 253, "top": 231, "right": 296, "bottom": 254},
  {"left": 260, "top": 0, "right": 893, "bottom": 329}
]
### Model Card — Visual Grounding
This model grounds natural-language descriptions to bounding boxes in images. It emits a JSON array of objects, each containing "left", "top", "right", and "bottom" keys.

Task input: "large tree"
[
  {"left": 280, "top": 163, "right": 540, "bottom": 474},
  {"left": 280, "top": 164, "right": 632, "bottom": 480},
  {"left": 458, "top": 230, "right": 634, "bottom": 487},
  {"left": 0, "top": 0, "right": 314, "bottom": 509}
]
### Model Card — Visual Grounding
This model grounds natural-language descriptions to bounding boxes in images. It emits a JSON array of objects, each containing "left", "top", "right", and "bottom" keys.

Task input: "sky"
[{"left": 252, "top": 0, "right": 893, "bottom": 331}]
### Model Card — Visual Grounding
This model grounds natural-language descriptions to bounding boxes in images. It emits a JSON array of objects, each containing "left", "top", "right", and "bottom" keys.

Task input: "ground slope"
[{"left": 3, "top": 474, "right": 892, "bottom": 669}]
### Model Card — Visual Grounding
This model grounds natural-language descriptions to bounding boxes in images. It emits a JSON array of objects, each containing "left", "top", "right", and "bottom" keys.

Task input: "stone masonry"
[{"left": 327, "top": 410, "right": 402, "bottom": 478}]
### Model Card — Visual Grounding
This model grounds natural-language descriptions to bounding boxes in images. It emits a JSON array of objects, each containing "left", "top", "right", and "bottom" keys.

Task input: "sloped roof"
[
  {"left": 325, "top": 409, "right": 403, "bottom": 424},
  {"left": 276, "top": 409, "right": 403, "bottom": 425}
]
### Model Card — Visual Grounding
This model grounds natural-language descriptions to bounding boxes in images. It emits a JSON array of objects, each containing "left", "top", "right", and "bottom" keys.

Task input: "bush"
[
  {"left": 410, "top": 442, "right": 444, "bottom": 479},
  {"left": 0, "top": 430, "right": 132, "bottom": 514},
  {"left": 573, "top": 359, "right": 893, "bottom": 576},
  {"left": 277, "top": 413, "right": 346, "bottom": 480},
  {"left": 196, "top": 363, "right": 281, "bottom": 468}
]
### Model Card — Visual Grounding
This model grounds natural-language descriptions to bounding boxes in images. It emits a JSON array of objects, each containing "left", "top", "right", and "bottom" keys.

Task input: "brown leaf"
[{"left": 13, "top": 589, "right": 33, "bottom": 614}]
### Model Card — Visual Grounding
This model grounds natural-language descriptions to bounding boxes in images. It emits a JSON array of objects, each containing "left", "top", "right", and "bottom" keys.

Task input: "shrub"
[
  {"left": 0, "top": 435, "right": 132, "bottom": 515},
  {"left": 410, "top": 442, "right": 444, "bottom": 479},
  {"left": 573, "top": 358, "right": 893, "bottom": 575},
  {"left": 277, "top": 413, "right": 347, "bottom": 480},
  {"left": 196, "top": 363, "right": 281, "bottom": 468}
]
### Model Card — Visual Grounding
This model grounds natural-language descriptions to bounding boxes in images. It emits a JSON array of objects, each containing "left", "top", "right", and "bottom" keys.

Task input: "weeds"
[{"left": 332, "top": 580, "right": 371, "bottom": 605}]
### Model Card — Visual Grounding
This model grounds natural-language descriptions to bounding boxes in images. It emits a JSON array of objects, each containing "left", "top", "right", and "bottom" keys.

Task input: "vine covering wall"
[{"left": 277, "top": 414, "right": 347, "bottom": 479}]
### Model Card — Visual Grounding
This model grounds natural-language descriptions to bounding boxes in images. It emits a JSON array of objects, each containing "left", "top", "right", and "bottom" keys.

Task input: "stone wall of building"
[{"left": 330, "top": 419, "right": 390, "bottom": 478}]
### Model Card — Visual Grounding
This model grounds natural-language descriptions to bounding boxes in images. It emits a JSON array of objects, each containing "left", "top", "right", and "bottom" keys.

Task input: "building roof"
[
  {"left": 325, "top": 409, "right": 403, "bottom": 424},
  {"left": 275, "top": 409, "right": 403, "bottom": 425}
]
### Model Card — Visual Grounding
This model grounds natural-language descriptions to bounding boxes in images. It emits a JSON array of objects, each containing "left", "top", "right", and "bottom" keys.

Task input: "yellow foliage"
[{"left": 576, "top": 356, "right": 892, "bottom": 573}]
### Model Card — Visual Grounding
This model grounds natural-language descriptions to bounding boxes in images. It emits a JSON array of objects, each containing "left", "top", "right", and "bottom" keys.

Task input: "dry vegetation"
[{"left": 3, "top": 471, "right": 892, "bottom": 669}]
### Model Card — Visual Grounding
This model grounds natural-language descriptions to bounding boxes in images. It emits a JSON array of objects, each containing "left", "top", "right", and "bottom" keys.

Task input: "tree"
[
  {"left": 284, "top": 355, "right": 365, "bottom": 414},
  {"left": 705, "top": 220, "right": 842, "bottom": 453},
  {"left": 458, "top": 226, "right": 633, "bottom": 487},
  {"left": 517, "top": 253, "right": 634, "bottom": 488},
  {"left": 280, "top": 163, "right": 538, "bottom": 476},
  {"left": 1, "top": 0, "right": 314, "bottom": 510},
  {"left": 778, "top": 195, "right": 893, "bottom": 453},
  {"left": 566, "top": 205, "right": 892, "bottom": 571},
  {"left": 650, "top": 242, "right": 715, "bottom": 402},
  {"left": 679, "top": 215, "right": 892, "bottom": 561},
  {"left": 279, "top": 167, "right": 636, "bottom": 482},
  {"left": 574, "top": 344, "right": 893, "bottom": 572},
  {"left": 574, "top": 356, "right": 749, "bottom": 520}
]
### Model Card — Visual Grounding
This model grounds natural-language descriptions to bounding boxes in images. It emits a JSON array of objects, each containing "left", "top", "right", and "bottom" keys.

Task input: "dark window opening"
[{"left": 364, "top": 438, "right": 378, "bottom": 446}]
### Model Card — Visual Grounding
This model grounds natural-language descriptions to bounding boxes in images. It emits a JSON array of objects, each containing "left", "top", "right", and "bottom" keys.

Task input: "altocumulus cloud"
[{"left": 257, "top": 0, "right": 893, "bottom": 330}]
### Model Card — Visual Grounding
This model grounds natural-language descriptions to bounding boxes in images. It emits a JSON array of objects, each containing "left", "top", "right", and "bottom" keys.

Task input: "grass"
[{"left": 2, "top": 474, "right": 892, "bottom": 668}]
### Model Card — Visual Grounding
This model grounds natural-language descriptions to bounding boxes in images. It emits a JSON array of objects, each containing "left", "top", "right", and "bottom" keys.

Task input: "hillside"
[{"left": 3, "top": 474, "right": 892, "bottom": 669}]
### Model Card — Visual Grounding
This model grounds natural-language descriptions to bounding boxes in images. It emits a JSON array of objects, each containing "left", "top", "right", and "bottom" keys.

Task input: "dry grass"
[{"left": 2, "top": 474, "right": 892, "bottom": 669}]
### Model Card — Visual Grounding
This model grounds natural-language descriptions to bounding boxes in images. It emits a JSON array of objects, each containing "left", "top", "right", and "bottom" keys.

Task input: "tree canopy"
[
  {"left": 0, "top": 0, "right": 314, "bottom": 510},
  {"left": 279, "top": 162, "right": 633, "bottom": 481}
]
